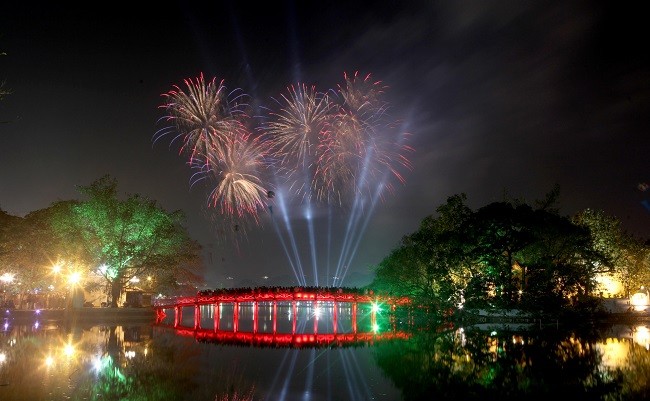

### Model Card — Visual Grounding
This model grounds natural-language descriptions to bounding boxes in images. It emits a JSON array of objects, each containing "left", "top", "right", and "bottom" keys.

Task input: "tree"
[
  {"left": 370, "top": 194, "right": 474, "bottom": 314},
  {"left": 371, "top": 190, "right": 617, "bottom": 314},
  {"left": 51, "top": 175, "right": 204, "bottom": 307},
  {"left": 0, "top": 208, "right": 22, "bottom": 261},
  {"left": 572, "top": 208, "right": 650, "bottom": 297}
]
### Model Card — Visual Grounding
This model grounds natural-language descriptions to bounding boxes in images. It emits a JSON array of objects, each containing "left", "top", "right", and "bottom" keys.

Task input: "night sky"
[{"left": 1, "top": 1, "right": 649, "bottom": 288}]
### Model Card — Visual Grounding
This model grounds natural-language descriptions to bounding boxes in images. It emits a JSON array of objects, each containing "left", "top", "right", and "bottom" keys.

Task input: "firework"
[
  {"left": 192, "top": 132, "right": 271, "bottom": 225},
  {"left": 312, "top": 72, "right": 412, "bottom": 204},
  {"left": 155, "top": 73, "right": 249, "bottom": 165},
  {"left": 336, "top": 71, "right": 388, "bottom": 117},
  {"left": 263, "top": 84, "right": 331, "bottom": 161},
  {"left": 157, "top": 71, "right": 412, "bottom": 226}
]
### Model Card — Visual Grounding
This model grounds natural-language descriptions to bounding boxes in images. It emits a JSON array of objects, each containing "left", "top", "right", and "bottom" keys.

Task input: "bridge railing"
[{"left": 153, "top": 287, "right": 411, "bottom": 309}]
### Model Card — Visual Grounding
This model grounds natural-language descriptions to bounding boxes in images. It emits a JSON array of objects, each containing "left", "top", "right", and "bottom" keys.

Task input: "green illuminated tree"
[
  {"left": 52, "top": 175, "right": 204, "bottom": 307},
  {"left": 372, "top": 189, "right": 616, "bottom": 314},
  {"left": 370, "top": 194, "right": 474, "bottom": 314}
]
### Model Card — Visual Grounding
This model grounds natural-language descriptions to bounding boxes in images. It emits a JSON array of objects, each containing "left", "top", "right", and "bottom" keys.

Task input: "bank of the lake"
[{"left": 3, "top": 307, "right": 156, "bottom": 322}]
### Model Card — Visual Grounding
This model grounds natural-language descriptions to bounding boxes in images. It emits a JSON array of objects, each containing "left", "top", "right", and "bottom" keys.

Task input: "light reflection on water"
[{"left": 0, "top": 309, "right": 649, "bottom": 401}]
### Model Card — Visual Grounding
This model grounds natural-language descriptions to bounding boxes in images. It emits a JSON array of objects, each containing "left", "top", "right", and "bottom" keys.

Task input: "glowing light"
[
  {"left": 63, "top": 343, "right": 75, "bottom": 357},
  {"left": 68, "top": 272, "right": 81, "bottom": 285},
  {"left": 630, "top": 291, "right": 649, "bottom": 311},
  {"left": 0, "top": 273, "right": 14, "bottom": 283},
  {"left": 92, "top": 356, "right": 103, "bottom": 372},
  {"left": 597, "top": 338, "right": 629, "bottom": 368},
  {"left": 595, "top": 273, "right": 624, "bottom": 297},
  {"left": 0, "top": 352, "right": 6, "bottom": 364},
  {"left": 633, "top": 326, "right": 650, "bottom": 349},
  {"left": 371, "top": 302, "right": 381, "bottom": 313},
  {"left": 45, "top": 355, "right": 54, "bottom": 368}
]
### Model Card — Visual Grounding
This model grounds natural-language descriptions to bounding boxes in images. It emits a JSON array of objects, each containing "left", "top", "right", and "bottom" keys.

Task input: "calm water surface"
[{"left": 1, "top": 305, "right": 649, "bottom": 401}]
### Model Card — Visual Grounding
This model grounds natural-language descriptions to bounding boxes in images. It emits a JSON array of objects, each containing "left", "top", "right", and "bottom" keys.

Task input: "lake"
[{"left": 1, "top": 305, "right": 649, "bottom": 401}]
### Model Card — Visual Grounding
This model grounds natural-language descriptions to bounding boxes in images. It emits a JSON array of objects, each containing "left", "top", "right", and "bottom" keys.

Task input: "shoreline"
[{"left": 3, "top": 307, "right": 156, "bottom": 322}]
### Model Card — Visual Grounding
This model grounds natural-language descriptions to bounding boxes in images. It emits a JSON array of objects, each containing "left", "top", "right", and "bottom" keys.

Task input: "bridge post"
[
  {"left": 292, "top": 300, "right": 297, "bottom": 334},
  {"left": 352, "top": 302, "right": 357, "bottom": 333},
  {"left": 174, "top": 305, "right": 181, "bottom": 328},
  {"left": 233, "top": 301, "right": 239, "bottom": 333},
  {"left": 273, "top": 301, "right": 277, "bottom": 334},
  {"left": 253, "top": 301, "right": 258, "bottom": 333},
  {"left": 194, "top": 304, "right": 200, "bottom": 329},
  {"left": 313, "top": 300, "right": 318, "bottom": 334},
  {"left": 333, "top": 301, "right": 338, "bottom": 334},
  {"left": 214, "top": 302, "right": 220, "bottom": 332}
]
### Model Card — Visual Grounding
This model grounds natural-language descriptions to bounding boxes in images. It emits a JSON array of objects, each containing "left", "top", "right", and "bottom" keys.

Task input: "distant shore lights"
[{"left": 630, "top": 286, "right": 649, "bottom": 312}]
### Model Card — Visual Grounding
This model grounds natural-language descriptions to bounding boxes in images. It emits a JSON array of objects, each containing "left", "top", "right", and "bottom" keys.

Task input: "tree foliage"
[
  {"left": 51, "top": 175, "right": 204, "bottom": 306},
  {"left": 368, "top": 189, "right": 636, "bottom": 315}
]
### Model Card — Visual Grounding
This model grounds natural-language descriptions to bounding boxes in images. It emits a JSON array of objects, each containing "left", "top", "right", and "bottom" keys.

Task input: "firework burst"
[
  {"left": 264, "top": 83, "right": 332, "bottom": 166},
  {"left": 155, "top": 73, "right": 249, "bottom": 165},
  {"left": 260, "top": 83, "right": 333, "bottom": 200},
  {"left": 156, "top": 71, "right": 412, "bottom": 235},
  {"left": 311, "top": 72, "right": 412, "bottom": 204},
  {"left": 191, "top": 133, "right": 271, "bottom": 225}
]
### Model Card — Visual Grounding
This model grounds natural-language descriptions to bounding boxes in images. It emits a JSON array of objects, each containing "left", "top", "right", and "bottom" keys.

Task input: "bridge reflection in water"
[{"left": 153, "top": 287, "right": 412, "bottom": 348}]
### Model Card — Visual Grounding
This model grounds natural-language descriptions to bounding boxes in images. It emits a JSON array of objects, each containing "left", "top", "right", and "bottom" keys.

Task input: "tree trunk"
[{"left": 110, "top": 279, "right": 123, "bottom": 307}]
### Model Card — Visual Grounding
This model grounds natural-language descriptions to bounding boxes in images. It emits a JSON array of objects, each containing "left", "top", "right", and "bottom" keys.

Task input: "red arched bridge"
[{"left": 153, "top": 287, "right": 412, "bottom": 348}]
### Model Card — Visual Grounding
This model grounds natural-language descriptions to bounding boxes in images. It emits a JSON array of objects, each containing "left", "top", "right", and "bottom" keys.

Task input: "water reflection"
[
  {"left": 374, "top": 322, "right": 650, "bottom": 401},
  {"left": 1, "top": 313, "right": 650, "bottom": 401}
]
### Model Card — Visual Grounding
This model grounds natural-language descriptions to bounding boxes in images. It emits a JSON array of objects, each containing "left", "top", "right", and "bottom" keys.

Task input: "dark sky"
[{"left": 1, "top": 1, "right": 649, "bottom": 289}]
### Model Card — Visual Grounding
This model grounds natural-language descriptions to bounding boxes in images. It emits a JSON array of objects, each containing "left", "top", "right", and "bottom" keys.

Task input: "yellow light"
[
  {"left": 68, "top": 272, "right": 81, "bottom": 285},
  {"left": 52, "top": 264, "right": 61, "bottom": 274},
  {"left": 63, "top": 343, "right": 75, "bottom": 357},
  {"left": 630, "top": 292, "right": 649, "bottom": 311},
  {"left": 597, "top": 339, "right": 628, "bottom": 369},
  {"left": 45, "top": 355, "right": 54, "bottom": 368},
  {"left": 594, "top": 274, "right": 624, "bottom": 297},
  {"left": 633, "top": 326, "right": 650, "bottom": 348},
  {"left": 0, "top": 273, "right": 15, "bottom": 283},
  {"left": 0, "top": 352, "right": 6, "bottom": 364}
]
